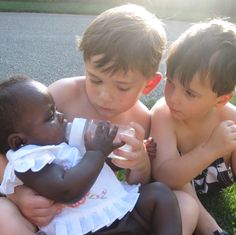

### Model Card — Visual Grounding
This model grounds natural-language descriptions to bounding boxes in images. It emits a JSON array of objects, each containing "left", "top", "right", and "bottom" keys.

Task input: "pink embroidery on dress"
[
  {"left": 67, "top": 192, "right": 90, "bottom": 208},
  {"left": 66, "top": 188, "right": 108, "bottom": 208},
  {"left": 88, "top": 188, "right": 107, "bottom": 199}
]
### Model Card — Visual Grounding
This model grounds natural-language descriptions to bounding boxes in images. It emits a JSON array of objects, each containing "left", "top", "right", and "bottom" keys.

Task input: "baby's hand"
[
  {"left": 84, "top": 121, "right": 124, "bottom": 157},
  {"left": 205, "top": 120, "right": 236, "bottom": 157},
  {"left": 111, "top": 122, "right": 150, "bottom": 183},
  {"left": 144, "top": 137, "right": 157, "bottom": 160}
]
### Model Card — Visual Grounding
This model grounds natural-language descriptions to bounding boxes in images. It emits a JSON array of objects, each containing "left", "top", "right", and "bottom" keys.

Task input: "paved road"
[{"left": 0, "top": 12, "right": 193, "bottom": 100}]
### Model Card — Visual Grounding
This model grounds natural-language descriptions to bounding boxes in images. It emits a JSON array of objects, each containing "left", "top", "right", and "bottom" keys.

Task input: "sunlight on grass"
[
  {"left": 199, "top": 184, "right": 236, "bottom": 234},
  {"left": 230, "top": 94, "right": 236, "bottom": 106}
]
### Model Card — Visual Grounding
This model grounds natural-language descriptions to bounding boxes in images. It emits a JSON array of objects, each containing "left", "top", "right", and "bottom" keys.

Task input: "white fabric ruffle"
[
  {"left": 41, "top": 182, "right": 139, "bottom": 235},
  {"left": 0, "top": 143, "right": 80, "bottom": 194}
]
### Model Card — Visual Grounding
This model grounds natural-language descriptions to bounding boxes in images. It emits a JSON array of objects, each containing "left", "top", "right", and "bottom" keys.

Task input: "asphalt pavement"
[{"left": 0, "top": 12, "right": 193, "bottom": 101}]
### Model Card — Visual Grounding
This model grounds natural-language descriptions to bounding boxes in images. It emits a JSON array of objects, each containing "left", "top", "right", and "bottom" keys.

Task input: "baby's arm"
[
  {"left": 111, "top": 122, "right": 151, "bottom": 185},
  {"left": 16, "top": 122, "right": 123, "bottom": 204}
]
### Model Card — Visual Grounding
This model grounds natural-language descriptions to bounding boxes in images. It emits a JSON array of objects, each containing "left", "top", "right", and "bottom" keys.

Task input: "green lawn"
[
  {"left": 0, "top": 0, "right": 235, "bottom": 22},
  {"left": 0, "top": 1, "right": 113, "bottom": 14},
  {"left": 200, "top": 184, "right": 236, "bottom": 234}
]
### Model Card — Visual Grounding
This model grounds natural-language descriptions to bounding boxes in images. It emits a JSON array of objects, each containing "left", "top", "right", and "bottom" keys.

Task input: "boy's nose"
[
  {"left": 99, "top": 89, "right": 113, "bottom": 102},
  {"left": 170, "top": 89, "right": 181, "bottom": 104}
]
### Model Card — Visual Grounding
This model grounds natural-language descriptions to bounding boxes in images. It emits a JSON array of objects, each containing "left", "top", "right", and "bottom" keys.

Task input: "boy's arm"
[
  {"left": 0, "top": 154, "right": 7, "bottom": 181},
  {"left": 150, "top": 101, "right": 236, "bottom": 189},
  {"left": 7, "top": 185, "right": 62, "bottom": 227}
]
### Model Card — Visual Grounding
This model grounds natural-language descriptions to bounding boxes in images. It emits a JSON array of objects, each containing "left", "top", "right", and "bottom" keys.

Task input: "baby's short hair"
[
  {"left": 0, "top": 75, "right": 32, "bottom": 153},
  {"left": 78, "top": 4, "right": 166, "bottom": 78},
  {"left": 167, "top": 19, "right": 236, "bottom": 96}
]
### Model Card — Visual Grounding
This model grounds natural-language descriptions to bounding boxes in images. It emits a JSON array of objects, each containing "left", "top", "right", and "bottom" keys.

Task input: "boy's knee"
[
  {"left": 176, "top": 191, "right": 199, "bottom": 218},
  {"left": 174, "top": 191, "right": 199, "bottom": 233}
]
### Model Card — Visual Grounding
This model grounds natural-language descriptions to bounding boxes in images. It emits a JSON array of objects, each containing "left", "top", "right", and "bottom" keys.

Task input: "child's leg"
[
  {"left": 174, "top": 190, "right": 199, "bottom": 235},
  {"left": 0, "top": 197, "right": 37, "bottom": 235},
  {"left": 194, "top": 198, "right": 222, "bottom": 235},
  {"left": 136, "top": 182, "right": 182, "bottom": 235},
  {"left": 183, "top": 184, "right": 223, "bottom": 235}
]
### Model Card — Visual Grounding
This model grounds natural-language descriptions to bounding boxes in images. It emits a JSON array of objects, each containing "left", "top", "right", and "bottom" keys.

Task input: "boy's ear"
[
  {"left": 142, "top": 72, "right": 162, "bottom": 95},
  {"left": 216, "top": 93, "right": 233, "bottom": 107},
  {"left": 8, "top": 133, "right": 27, "bottom": 151}
]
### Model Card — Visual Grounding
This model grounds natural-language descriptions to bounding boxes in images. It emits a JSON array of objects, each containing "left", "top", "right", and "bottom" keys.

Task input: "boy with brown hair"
[
  {"left": 0, "top": 4, "right": 198, "bottom": 235},
  {"left": 151, "top": 19, "right": 236, "bottom": 235}
]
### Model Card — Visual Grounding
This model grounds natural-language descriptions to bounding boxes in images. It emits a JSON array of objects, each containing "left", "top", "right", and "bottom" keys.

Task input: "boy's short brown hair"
[
  {"left": 167, "top": 19, "right": 236, "bottom": 96},
  {"left": 78, "top": 4, "right": 166, "bottom": 78}
]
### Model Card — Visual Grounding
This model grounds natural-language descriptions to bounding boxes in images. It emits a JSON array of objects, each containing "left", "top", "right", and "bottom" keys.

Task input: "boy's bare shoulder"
[
  {"left": 49, "top": 76, "right": 85, "bottom": 104},
  {"left": 133, "top": 100, "right": 150, "bottom": 122},
  {"left": 126, "top": 100, "right": 150, "bottom": 137},
  {"left": 222, "top": 102, "right": 236, "bottom": 122},
  {"left": 49, "top": 76, "right": 85, "bottom": 93},
  {"left": 150, "top": 97, "right": 171, "bottom": 120}
]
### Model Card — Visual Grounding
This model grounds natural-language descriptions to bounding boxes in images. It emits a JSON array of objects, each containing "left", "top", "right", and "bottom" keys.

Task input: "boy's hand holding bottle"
[{"left": 111, "top": 122, "right": 151, "bottom": 184}]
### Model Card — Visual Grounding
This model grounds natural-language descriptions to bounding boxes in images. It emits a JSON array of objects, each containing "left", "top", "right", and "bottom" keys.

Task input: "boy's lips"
[
  {"left": 96, "top": 105, "right": 118, "bottom": 116},
  {"left": 169, "top": 107, "right": 181, "bottom": 114},
  {"left": 98, "top": 106, "right": 114, "bottom": 112}
]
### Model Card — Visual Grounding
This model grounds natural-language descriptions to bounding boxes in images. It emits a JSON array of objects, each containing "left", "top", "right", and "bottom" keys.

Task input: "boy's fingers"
[
  {"left": 113, "top": 148, "right": 137, "bottom": 161},
  {"left": 129, "top": 122, "right": 145, "bottom": 140},
  {"left": 144, "top": 136, "right": 153, "bottom": 144},
  {"left": 118, "top": 134, "right": 140, "bottom": 150},
  {"left": 113, "top": 141, "right": 125, "bottom": 150}
]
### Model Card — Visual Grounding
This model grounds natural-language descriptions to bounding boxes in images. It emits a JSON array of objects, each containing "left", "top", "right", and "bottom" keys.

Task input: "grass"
[
  {"left": 199, "top": 184, "right": 236, "bottom": 234},
  {"left": 0, "top": 1, "right": 113, "bottom": 14},
  {"left": 0, "top": 1, "right": 235, "bottom": 22}
]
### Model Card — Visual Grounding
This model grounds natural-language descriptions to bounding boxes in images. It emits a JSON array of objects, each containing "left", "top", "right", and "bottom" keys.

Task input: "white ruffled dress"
[{"left": 0, "top": 118, "right": 140, "bottom": 235}]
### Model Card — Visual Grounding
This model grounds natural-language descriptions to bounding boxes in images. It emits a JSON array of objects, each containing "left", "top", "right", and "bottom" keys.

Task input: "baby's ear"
[
  {"left": 8, "top": 133, "right": 26, "bottom": 150},
  {"left": 142, "top": 72, "right": 162, "bottom": 95},
  {"left": 216, "top": 92, "right": 233, "bottom": 107}
]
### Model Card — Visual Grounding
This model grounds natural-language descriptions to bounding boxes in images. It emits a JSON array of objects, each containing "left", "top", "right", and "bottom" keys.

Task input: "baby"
[{"left": 0, "top": 75, "right": 182, "bottom": 235}]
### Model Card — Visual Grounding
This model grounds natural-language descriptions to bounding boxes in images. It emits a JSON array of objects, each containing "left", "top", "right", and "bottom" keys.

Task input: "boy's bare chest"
[
  {"left": 176, "top": 119, "right": 218, "bottom": 154},
  {"left": 176, "top": 113, "right": 231, "bottom": 166}
]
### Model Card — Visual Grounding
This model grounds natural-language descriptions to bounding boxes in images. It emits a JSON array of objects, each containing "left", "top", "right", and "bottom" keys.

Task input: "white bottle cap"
[{"left": 68, "top": 118, "right": 87, "bottom": 149}]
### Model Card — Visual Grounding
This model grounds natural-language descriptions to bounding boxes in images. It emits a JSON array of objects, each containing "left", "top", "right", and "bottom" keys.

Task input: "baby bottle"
[{"left": 66, "top": 118, "right": 135, "bottom": 160}]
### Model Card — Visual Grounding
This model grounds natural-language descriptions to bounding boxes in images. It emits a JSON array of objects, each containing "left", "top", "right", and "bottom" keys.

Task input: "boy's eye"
[
  {"left": 166, "top": 78, "right": 174, "bottom": 86},
  {"left": 117, "top": 86, "right": 131, "bottom": 91},
  {"left": 185, "top": 90, "right": 196, "bottom": 98},
  {"left": 90, "top": 78, "right": 102, "bottom": 84},
  {"left": 166, "top": 78, "right": 172, "bottom": 83}
]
